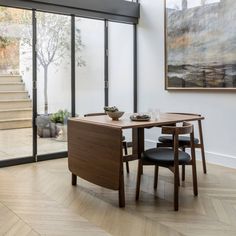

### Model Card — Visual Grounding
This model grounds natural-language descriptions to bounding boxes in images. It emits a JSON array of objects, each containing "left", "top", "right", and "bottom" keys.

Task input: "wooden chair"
[
  {"left": 136, "top": 122, "right": 198, "bottom": 211},
  {"left": 84, "top": 113, "right": 130, "bottom": 174},
  {"left": 157, "top": 113, "right": 206, "bottom": 181}
]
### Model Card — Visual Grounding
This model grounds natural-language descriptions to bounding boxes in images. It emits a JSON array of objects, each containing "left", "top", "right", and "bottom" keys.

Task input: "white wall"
[{"left": 138, "top": 0, "right": 236, "bottom": 167}]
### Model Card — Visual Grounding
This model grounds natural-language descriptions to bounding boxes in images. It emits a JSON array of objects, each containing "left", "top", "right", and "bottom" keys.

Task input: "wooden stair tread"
[
  {"left": 0, "top": 82, "right": 24, "bottom": 85},
  {"left": 0, "top": 99, "right": 31, "bottom": 102},
  {"left": 0, "top": 118, "right": 32, "bottom": 122},
  {"left": 0, "top": 75, "right": 21, "bottom": 77},
  {"left": 0, "top": 76, "right": 32, "bottom": 129},
  {"left": 0, "top": 91, "right": 27, "bottom": 93},
  {"left": 0, "top": 108, "right": 32, "bottom": 112}
]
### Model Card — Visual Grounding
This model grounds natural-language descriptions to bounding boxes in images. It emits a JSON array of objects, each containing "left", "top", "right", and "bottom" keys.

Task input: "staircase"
[{"left": 0, "top": 75, "right": 32, "bottom": 130}]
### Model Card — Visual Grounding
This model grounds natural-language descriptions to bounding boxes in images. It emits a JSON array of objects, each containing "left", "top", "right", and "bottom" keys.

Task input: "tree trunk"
[
  {"left": 182, "top": 0, "right": 187, "bottom": 10},
  {"left": 44, "top": 66, "right": 48, "bottom": 115}
]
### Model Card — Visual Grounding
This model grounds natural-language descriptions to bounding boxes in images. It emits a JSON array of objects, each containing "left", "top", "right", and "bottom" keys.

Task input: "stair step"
[
  {"left": 0, "top": 77, "right": 32, "bottom": 129},
  {"left": 0, "top": 108, "right": 32, "bottom": 120},
  {"left": 0, "top": 91, "right": 29, "bottom": 100},
  {"left": 0, "top": 99, "right": 32, "bottom": 109},
  {"left": 0, "top": 118, "right": 32, "bottom": 130},
  {"left": 0, "top": 75, "right": 22, "bottom": 83},
  {"left": 0, "top": 82, "right": 25, "bottom": 91}
]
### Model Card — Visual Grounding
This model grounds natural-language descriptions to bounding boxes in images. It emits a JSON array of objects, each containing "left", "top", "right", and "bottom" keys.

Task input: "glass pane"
[
  {"left": 36, "top": 12, "right": 71, "bottom": 155},
  {"left": 75, "top": 18, "right": 104, "bottom": 116},
  {"left": 0, "top": 7, "right": 33, "bottom": 161},
  {"left": 108, "top": 22, "right": 134, "bottom": 141},
  {"left": 108, "top": 22, "right": 134, "bottom": 113}
]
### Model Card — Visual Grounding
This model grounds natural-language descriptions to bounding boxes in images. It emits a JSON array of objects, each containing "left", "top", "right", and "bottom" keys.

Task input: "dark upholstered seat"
[
  {"left": 143, "top": 148, "right": 191, "bottom": 166},
  {"left": 158, "top": 135, "right": 199, "bottom": 146},
  {"left": 136, "top": 123, "right": 198, "bottom": 211}
]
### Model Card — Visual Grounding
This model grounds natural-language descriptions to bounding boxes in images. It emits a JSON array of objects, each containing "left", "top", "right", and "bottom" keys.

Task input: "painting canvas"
[{"left": 165, "top": 0, "right": 236, "bottom": 89}]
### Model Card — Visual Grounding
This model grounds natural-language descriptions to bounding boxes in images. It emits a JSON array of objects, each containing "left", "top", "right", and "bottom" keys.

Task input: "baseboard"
[{"left": 145, "top": 139, "right": 236, "bottom": 169}]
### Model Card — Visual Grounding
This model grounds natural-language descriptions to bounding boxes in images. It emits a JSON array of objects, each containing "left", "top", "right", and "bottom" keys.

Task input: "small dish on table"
[
  {"left": 104, "top": 106, "right": 124, "bottom": 121},
  {"left": 130, "top": 114, "right": 151, "bottom": 121}
]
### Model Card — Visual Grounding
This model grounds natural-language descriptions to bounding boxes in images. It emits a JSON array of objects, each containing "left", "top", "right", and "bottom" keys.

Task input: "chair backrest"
[
  {"left": 162, "top": 122, "right": 196, "bottom": 163},
  {"left": 167, "top": 112, "right": 203, "bottom": 140},
  {"left": 162, "top": 122, "right": 193, "bottom": 135},
  {"left": 84, "top": 112, "right": 106, "bottom": 117},
  {"left": 164, "top": 112, "right": 202, "bottom": 131}
]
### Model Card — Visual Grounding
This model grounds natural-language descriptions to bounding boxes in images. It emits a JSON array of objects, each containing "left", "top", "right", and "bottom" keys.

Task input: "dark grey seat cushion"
[
  {"left": 142, "top": 148, "right": 191, "bottom": 166},
  {"left": 158, "top": 135, "right": 199, "bottom": 145}
]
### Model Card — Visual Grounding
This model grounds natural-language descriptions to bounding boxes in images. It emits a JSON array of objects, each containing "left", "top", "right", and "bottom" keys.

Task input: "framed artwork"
[{"left": 165, "top": 0, "right": 236, "bottom": 90}]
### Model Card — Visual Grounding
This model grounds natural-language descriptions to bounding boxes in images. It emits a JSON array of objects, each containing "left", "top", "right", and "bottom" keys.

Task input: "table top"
[{"left": 69, "top": 113, "right": 204, "bottom": 129}]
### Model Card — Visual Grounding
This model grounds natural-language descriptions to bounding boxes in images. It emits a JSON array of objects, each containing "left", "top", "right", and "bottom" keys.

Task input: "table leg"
[
  {"left": 119, "top": 167, "right": 125, "bottom": 207},
  {"left": 72, "top": 173, "right": 77, "bottom": 186},
  {"left": 132, "top": 128, "right": 145, "bottom": 158},
  {"left": 133, "top": 128, "right": 145, "bottom": 174}
]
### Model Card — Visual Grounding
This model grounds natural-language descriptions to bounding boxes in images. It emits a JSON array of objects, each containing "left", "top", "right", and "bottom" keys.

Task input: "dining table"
[{"left": 68, "top": 113, "right": 204, "bottom": 207}]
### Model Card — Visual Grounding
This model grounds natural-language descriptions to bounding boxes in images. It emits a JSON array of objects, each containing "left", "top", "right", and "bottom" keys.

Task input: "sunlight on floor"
[{"left": 0, "top": 128, "right": 67, "bottom": 161}]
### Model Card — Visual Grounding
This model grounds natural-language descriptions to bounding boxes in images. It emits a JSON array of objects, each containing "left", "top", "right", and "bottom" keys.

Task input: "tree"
[
  {"left": 23, "top": 12, "right": 85, "bottom": 114},
  {"left": 0, "top": 9, "right": 84, "bottom": 114},
  {"left": 182, "top": 0, "right": 188, "bottom": 10},
  {"left": 0, "top": 8, "right": 13, "bottom": 47},
  {"left": 0, "top": 7, "right": 21, "bottom": 72}
]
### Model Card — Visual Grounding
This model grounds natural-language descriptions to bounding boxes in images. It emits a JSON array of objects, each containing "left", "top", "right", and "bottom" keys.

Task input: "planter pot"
[
  {"left": 55, "top": 123, "right": 67, "bottom": 142},
  {"left": 36, "top": 115, "right": 59, "bottom": 138}
]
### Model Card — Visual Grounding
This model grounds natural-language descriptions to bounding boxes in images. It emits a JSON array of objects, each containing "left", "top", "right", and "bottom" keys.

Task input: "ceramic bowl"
[{"left": 106, "top": 111, "right": 124, "bottom": 121}]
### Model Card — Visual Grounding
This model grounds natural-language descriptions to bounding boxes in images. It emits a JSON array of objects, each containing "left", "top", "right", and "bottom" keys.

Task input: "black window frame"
[{"left": 0, "top": 0, "right": 139, "bottom": 167}]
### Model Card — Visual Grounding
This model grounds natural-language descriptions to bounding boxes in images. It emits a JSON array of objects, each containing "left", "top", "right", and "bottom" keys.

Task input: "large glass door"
[
  {"left": 36, "top": 12, "right": 71, "bottom": 156},
  {"left": 108, "top": 22, "right": 134, "bottom": 141},
  {"left": 0, "top": 7, "right": 33, "bottom": 163},
  {"left": 75, "top": 17, "right": 105, "bottom": 115},
  {"left": 0, "top": 6, "right": 136, "bottom": 166},
  {"left": 108, "top": 22, "right": 134, "bottom": 113}
]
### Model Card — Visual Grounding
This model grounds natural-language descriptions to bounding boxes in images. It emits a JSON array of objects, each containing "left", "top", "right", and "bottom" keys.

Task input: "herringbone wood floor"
[{"left": 1, "top": 158, "right": 236, "bottom": 236}]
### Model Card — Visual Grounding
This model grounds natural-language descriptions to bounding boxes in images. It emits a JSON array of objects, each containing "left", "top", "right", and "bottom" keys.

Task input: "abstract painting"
[{"left": 165, "top": 0, "right": 236, "bottom": 90}]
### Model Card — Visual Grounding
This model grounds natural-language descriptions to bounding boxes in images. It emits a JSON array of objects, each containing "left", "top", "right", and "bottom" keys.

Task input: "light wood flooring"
[{"left": 1, "top": 158, "right": 236, "bottom": 236}]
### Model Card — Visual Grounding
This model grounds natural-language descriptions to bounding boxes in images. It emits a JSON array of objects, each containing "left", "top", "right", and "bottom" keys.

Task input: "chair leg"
[
  {"left": 174, "top": 163, "right": 179, "bottom": 211},
  {"left": 200, "top": 144, "right": 207, "bottom": 174},
  {"left": 192, "top": 160, "right": 198, "bottom": 196},
  {"left": 178, "top": 171, "right": 180, "bottom": 187},
  {"left": 181, "top": 147, "right": 186, "bottom": 182},
  {"left": 174, "top": 179, "right": 179, "bottom": 210},
  {"left": 136, "top": 160, "right": 142, "bottom": 200},
  {"left": 72, "top": 173, "right": 77, "bottom": 186},
  {"left": 182, "top": 165, "right": 185, "bottom": 181},
  {"left": 123, "top": 141, "right": 130, "bottom": 174},
  {"left": 123, "top": 141, "right": 128, "bottom": 155},
  {"left": 190, "top": 131, "right": 198, "bottom": 196},
  {"left": 198, "top": 120, "right": 207, "bottom": 174},
  {"left": 126, "top": 161, "right": 130, "bottom": 174},
  {"left": 154, "top": 165, "right": 159, "bottom": 189}
]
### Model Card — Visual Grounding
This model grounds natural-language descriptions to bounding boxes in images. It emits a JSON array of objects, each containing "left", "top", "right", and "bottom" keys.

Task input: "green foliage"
[
  {"left": 104, "top": 106, "right": 119, "bottom": 112},
  {"left": 50, "top": 110, "right": 70, "bottom": 124},
  {"left": 0, "top": 36, "right": 12, "bottom": 48}
]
